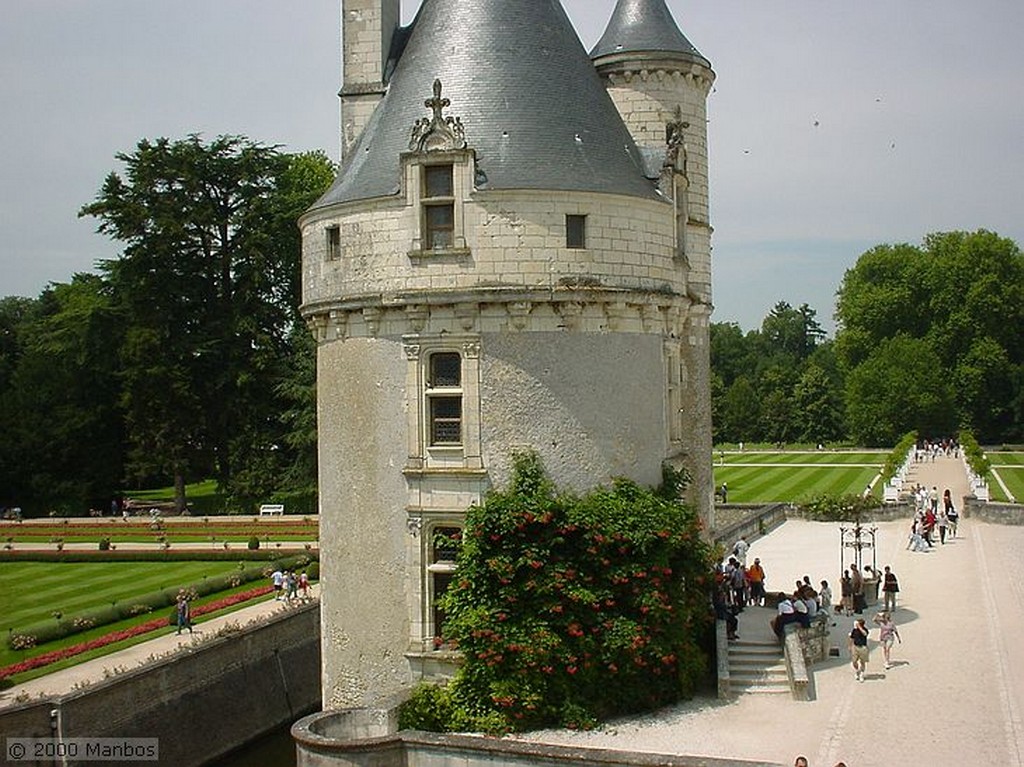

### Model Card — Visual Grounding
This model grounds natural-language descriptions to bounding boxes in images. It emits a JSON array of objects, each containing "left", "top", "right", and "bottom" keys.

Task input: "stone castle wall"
[{"left": 302, "top": 190, "right": 684, "bottom": 310}]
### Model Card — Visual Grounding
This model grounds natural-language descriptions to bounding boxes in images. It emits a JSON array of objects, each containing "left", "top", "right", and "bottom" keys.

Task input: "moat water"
[{"left": 210, "top": 724, "right": 296, "bottom": 767}]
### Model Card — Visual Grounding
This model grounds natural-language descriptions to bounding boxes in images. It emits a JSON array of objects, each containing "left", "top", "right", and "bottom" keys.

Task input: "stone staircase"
[{"left": 726, "top": 638, "right": 789, "bottom": 695}]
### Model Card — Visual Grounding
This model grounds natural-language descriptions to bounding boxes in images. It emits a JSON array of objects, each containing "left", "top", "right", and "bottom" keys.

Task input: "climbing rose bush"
[{"left": 403, "top": 452, "right": 713, "bottom": 733}]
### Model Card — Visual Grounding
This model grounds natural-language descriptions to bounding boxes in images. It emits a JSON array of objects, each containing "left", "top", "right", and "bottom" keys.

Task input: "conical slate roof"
[
  {"left": 590, "top": 0, "right": 710, "bottom": 68},
  {"left": 313, "top": 0, "right": 660, "bottom": 210}
]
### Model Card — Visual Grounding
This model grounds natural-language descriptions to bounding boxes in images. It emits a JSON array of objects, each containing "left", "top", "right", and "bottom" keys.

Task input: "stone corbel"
[
  {"left": 555, "top": 302, "right": 583, "bottom": 331},
  {"left": 328, "top": 309, "right": 347, "bottom": 341},
  {"left": 362, "top": 306, "right": 383, "bottom": 337},
  {"left": 603, "top": 301, "right": 628, "bottom": 331},
  {"left": 507, "top": 301, "right": 533, "bottom": 331},
  {"left": 455, "top": 303, "right": 477, "bottom": 332},
  {"left": 406, "top": 305, "right": 428, "bottom": 333}
]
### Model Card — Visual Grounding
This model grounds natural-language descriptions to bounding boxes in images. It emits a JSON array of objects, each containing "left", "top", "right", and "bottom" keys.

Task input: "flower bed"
[{"left": 0, "top": 586, "right": 274, "bottom": 680}]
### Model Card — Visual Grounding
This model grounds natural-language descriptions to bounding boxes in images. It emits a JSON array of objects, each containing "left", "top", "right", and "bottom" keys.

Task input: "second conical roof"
[{"left": 591, "top": 0, "right": 710, "bottom": 68}]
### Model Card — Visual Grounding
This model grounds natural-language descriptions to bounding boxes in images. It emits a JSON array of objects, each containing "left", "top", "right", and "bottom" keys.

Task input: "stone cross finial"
[
  {"left": 425, "top": 79, "right": 450, "bottom": 123},
  {"left": 409, "top": 78, "right": 468, "bottom": 153}
]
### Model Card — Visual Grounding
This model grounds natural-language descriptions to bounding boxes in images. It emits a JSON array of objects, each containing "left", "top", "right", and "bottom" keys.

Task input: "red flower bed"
[{"left": 0, "top": 585, "right": 275, "bottom": 679}]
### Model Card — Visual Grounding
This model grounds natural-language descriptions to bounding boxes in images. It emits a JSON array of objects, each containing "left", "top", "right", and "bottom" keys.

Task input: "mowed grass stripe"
[
  {"left": 715, "top": 465, "right": 880, "bottom": 503},
  {"left": 990, "top": 453, "right": 1024, "bottom": 467},
  {"left": 721, "top": 452, "right": 883, "bottom": 466},
  {"left": 1, "top": 562, "right": 243, "bottom": 629}
]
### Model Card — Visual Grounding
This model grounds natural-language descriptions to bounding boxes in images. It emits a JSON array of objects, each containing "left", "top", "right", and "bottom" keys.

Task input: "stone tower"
[
  {"left": 338, "top": 0, "right": 401, "bottom": 159},
  {"left": 301, "top": 0, "right": 714, "bottom": 711},
  {"left": 592, "top": 0, "right": 717, "bottom": 530}
]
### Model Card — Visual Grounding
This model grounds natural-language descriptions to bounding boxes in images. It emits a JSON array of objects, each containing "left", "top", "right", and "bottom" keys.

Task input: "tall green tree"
[
  {"left": 845, "top": 335, "right": 956, "bottom": 446},
  {"left": 0, "top": 277, "right": 124, "bottom": 513},
  {"left": 80, "top": 135, "right": 334, "bottom": 509},
  {"left": 836, "top": 230, "right": 1023, "bottom": 442}
]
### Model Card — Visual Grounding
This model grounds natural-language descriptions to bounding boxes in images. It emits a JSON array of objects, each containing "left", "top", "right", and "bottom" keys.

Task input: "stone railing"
[
  {"left": 781, "top": 616, "right": 829, "bottom": 701},
  {"left": 293, "top": 709, "right": 785, "bottom": 767},
  {"left": 963, "top": 455, "right": 990, "bottom": 501}
]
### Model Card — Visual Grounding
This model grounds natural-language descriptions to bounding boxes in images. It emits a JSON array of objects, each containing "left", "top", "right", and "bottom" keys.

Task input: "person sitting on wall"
[{"left": 771, "top": 596, "right": 797, "bottom": 639}]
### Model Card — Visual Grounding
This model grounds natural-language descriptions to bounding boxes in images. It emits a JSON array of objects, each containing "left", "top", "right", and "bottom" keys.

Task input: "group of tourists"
[
  {"left": 271, "top": 568, "right": 311, "bottom": 603},
  {"left": 913, "top": 437, "right": 959, "bottom": 462},
  {"left": 770, "top": 575, "right": 833, "bottom": 639},
  {"left": 906, "top": 484, "right": 958, "bottom": 551}
]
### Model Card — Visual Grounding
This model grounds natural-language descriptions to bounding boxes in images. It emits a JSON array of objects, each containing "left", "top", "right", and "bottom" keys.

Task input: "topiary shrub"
[
  {"left": 401, "top": 451, "right": 713, "bottom": 734},
  {"left": 247, "top": 536, "right": 260, "bottom": 550},
  {"left": 98, "top": 537, "right": 111, "bottom": 551}
]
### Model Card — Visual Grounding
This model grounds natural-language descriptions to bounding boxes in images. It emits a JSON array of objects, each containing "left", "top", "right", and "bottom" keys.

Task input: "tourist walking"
[
  {"left": 874, "top": 611, "right": 901, "bottom": 670},
  {"left": 732, "top": 535, "right": 748, "bottom": 565},
  {"left": 271, "top": 567, "right": 285, "bottom": 600},
  {"left": 176, "top": 593, "right": 193, "bottom": 635},
  {"left": 882, "top": 565, "right": 900, "bottom": 612},
  {"left": 840, "top": 570, "right": 854, "bottom": 615},
  {"left": 849, "top": 618, "right": 870, "bottom": 681}
]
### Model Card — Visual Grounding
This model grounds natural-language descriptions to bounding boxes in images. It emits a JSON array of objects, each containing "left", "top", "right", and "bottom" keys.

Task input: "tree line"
[
  {"left": 1, "top": 133, "right": 1020, "bottom": 515},
  {"left": 713, "top": 229, "right": 1024, "bottom": 447},
  {"left": 0, "top": 135, "right": 335, "bottom": 516}
]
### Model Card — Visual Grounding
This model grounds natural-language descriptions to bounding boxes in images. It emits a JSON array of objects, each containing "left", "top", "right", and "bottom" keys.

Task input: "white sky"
[{"left": 2, "top": 0, "right": 1022, "bottom": 333}]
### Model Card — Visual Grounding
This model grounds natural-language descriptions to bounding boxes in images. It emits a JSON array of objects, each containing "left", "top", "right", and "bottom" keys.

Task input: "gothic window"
[
  {"left": 426, "top": 352, "right": 462, "bottom": 446},
  {"left": 566, "top": 214, "right": 587, "bottom": 249},
  {"left": 422, "top": 164, "right": 454, "bottom": 250}
]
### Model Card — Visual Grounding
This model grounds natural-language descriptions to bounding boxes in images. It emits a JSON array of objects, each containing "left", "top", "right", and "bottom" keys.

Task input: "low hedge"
[
  {"left": 0, "top": 548, "right": 317, "bottom": 564},
  {"left": 7, "top": 553, "right": 318, "bottom": 649}
]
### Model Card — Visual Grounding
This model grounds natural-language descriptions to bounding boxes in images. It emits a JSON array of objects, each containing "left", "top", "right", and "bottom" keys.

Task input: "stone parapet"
[{"left": 294, "top": 708, "right": 784, "bottom": 767}]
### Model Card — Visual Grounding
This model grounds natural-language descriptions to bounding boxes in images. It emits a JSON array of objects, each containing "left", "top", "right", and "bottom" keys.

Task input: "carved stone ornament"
[
  {"left": 409, "top": 79, "right": 468, "bottom": 153},
  {"left": 665, "top": 106, "right": 690, "bottom": 170}
]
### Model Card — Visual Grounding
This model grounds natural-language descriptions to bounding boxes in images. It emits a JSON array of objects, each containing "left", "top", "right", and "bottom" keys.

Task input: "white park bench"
[{"left": 259, "top": 503, "right": 285, "bottom": 516}]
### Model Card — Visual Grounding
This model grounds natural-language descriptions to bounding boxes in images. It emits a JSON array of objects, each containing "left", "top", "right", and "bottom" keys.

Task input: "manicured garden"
[
  {"left": 712, "top": 449, "right": 885, "bottom": 503},
  {"left": 0, "top": 516, "right": 318, "bottom": 546},
  {"left": 0, "top": 554, "right": 317, "bottom": 685}
]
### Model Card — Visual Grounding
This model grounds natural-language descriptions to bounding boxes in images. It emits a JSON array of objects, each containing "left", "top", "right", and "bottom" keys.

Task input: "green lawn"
[
  {"left": 717, "top": 451, "right": 884, "bottom": 466},
  {"left": 0, "top": 561, "right": 253, "bottom": 630},
  {"left": 991, "top": 467, "right": 1024, "bottom": 503},
  {"left": 990, "top": 452, "right": 1024, "bottom": 468},
  {"left": 713, "top": 454, "right": 881, "bottom": 503}
]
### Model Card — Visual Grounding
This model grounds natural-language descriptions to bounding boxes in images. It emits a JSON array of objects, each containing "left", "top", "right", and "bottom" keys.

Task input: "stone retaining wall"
[
  {"left": 293, "top": 709, "right": 784, "bottom": 767},
  {"left": 0, "top": 604, "right": 320, "bottom": 767},
  {"left": 962, "top": 497, "right": 1024, "bottom": 525}
]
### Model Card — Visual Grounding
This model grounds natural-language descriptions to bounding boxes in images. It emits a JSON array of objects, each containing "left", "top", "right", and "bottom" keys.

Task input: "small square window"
[
  {"left": 424, "top": 165, "right": 453, "bottom": 198},
  {"left": 430, "top": 397, "right": 462, "bottom": 444},
  {"left": 429, "top": 353, "right": 461, "bottom": 387},
  {"left": 566, "top": 215, "right": 586, "bottom": 249},
  {"left": 424, "top": 204, "right": 454, "bottom": 250},
  {"left": 326, "top": 225, "right": 341, "bottom": 260}
]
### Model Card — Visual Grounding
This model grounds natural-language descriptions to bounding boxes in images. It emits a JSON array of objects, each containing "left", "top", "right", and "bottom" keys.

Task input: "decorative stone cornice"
[{"left": 304, "top": 290, "right": 697, "bottom": 343}]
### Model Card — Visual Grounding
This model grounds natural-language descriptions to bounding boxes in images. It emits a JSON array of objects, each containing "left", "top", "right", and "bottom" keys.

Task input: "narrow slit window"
[
  {"left": 566, "top": 214, "right": 586, "bottom": 249},
  {"left": 326, "top": 225, "right": 341, "bottom": 260}
]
